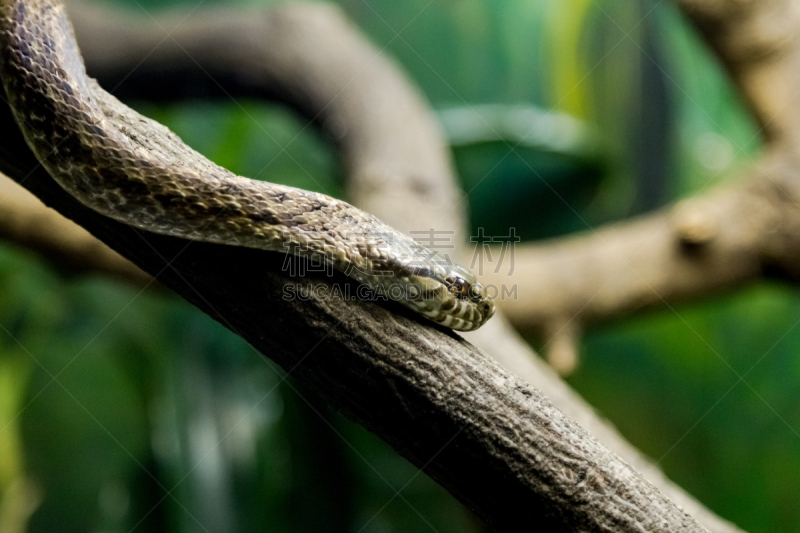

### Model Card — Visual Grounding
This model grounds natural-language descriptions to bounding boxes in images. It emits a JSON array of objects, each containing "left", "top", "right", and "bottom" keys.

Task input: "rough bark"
[
  {"left": 0, "top": 91, "right": 707, "bottom": 531},
  {"left": 73, "top": 3, "right": 748, "bottom": 529}
]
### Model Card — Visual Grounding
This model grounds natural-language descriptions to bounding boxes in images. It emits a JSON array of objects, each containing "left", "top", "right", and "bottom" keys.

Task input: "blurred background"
[{"left": 0, "top": 0, "right": 796, "bottom": 531}]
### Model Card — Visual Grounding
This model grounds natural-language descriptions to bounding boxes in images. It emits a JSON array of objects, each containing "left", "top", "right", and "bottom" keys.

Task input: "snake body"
[{"left": 0, "top": 0, "right": 494, "bottom": 331}]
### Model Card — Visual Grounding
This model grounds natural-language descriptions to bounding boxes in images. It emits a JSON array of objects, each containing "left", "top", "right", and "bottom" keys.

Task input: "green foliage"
[{"left": 0, "top": 0, "right": 796, "bottom": 531}]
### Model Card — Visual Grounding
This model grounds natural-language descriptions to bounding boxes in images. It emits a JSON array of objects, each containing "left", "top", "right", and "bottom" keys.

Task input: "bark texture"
[{"left": 0, "top": 91, "right": 707, "bottom": 531}]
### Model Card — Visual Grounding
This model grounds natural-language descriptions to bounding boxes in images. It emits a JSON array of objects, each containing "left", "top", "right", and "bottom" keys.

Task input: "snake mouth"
[
  {"left": 420, "top": 296, "right": 494, "bottom": 331},
  {"left": 406, "top": 277, "right": 495, "bottom": 331},
  {"left": 396, "top": 261, "right": 496, "bottom": 331}
]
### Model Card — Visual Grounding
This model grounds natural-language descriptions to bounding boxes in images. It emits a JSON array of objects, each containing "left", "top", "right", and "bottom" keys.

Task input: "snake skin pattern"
[{"left": 0, "top": 0, "right": 495, "bottom": 330}]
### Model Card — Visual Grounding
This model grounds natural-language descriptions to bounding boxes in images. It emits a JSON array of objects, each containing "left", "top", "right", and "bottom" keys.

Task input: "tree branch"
[
  {"left": 677, "top": 0, "right": 800, "bottom": 143},
  {"left": 475, "top": 0, "right": 800, "bottom": 347},
  {"left": 482, "top": 150, "right": 800, "bottom": 334},
  {"left": 0, "top": 175, "right": 149, "bottom": 283},
  {"left": 0, "top": 94, "right": 708, "bottom": 531}
]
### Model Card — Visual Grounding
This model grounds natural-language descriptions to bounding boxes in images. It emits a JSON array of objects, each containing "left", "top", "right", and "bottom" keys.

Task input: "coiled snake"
[{"left": 0, "top": 0, "right": 495, "bottom": 331}]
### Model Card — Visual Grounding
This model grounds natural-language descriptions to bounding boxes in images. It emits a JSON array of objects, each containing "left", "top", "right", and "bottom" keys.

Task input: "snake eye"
[{"left": 448, "top": 276, "right": 472, "bottom": 300}]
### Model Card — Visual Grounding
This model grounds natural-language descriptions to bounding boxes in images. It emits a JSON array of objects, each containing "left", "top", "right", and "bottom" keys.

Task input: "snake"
[{"left": 0, "top": 0, "right": 495, "bottom": 331}]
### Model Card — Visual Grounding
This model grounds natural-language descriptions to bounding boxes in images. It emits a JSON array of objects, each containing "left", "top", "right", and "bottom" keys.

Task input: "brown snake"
[{"left": 0, "top": 0, "right": 495, "bottom": 330}]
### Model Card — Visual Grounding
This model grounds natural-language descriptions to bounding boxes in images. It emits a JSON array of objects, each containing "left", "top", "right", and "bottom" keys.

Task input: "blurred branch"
[
  {"left": 69, "top": 0, "right": 464, "bottom": 242},
  {"left": 481, "top": 0, "right": 800, "bottom": 346},
  {"left": 482, "top": 150, "right": 800, "bottom": 334},
  {"left": 677, "top": 0, "right": 800, "bottom": 143},
  {"left": 0, "top": 175, "right": 150, "bottom": 284},
  {"left": 0, "top": 0, "right": 745, "bottom": 530}
]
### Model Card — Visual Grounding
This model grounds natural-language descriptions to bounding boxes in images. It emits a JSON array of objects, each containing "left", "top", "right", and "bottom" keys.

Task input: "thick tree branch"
[{"left": 0, "top": 95, "right": 707, "bottom": 531}]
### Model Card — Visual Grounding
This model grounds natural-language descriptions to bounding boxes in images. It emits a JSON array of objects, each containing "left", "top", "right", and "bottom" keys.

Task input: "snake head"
[{"left": 404, "top": 262, "right": 495, "bottom": 332}]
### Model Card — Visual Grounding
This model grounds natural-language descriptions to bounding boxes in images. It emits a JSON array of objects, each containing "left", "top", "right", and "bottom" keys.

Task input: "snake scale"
[{"left": 0, "top": 0, "right": 495, "bottom": 330}]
